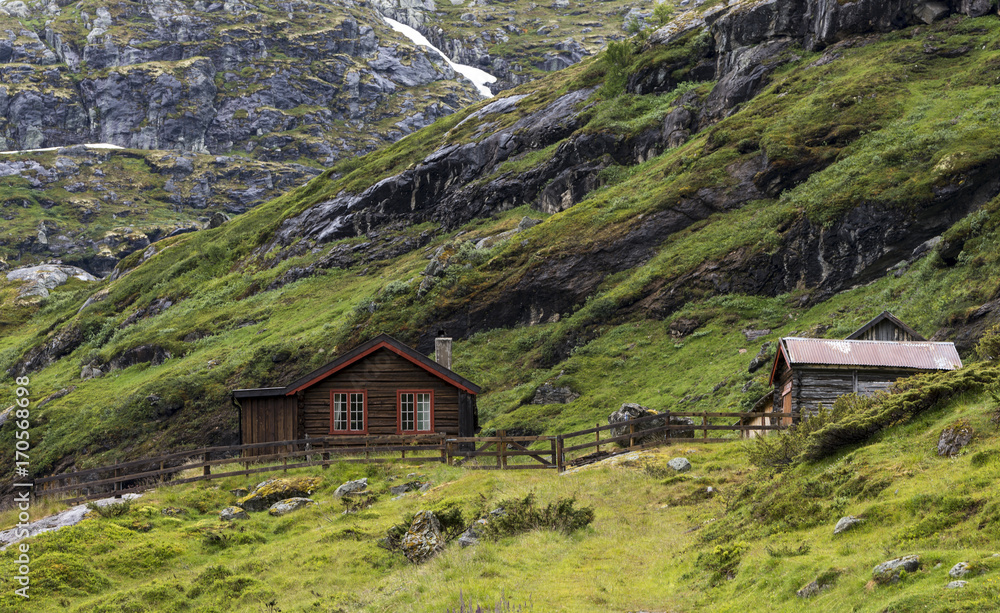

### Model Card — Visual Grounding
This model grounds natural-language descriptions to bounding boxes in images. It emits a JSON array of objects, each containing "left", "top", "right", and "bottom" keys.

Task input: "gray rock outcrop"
[
  {"left": 219, "top": 506, "right": 248, "bottom": 521},
  {"left": 833, "top": 515, "right": 864, "bottom": 535},
  {"left": 458, "top": 518, "right": 487, "bottom": 548},
  {"left": 334, "top": 478, "right": 368, "bottom": 498},
  {"left": 946, "top": 580, "right": 968, "bottom": 589},
  {"left": 938, "top": 421, "right": 974, "bottom": 456},
  {"left": 949, "top": 562, "right": 971, "bottom": 578},
  {"left": 268, "top": 497, "right": 316, "bottom": 516},
  {"left": 6, "top": 264, "right": 98, "bottom": 299},
  {"left": 531, "top": 383, "right": 580, "bottom": 405},
  {"left": 873, "top": 555, "right": 921, "bottom": 584}
]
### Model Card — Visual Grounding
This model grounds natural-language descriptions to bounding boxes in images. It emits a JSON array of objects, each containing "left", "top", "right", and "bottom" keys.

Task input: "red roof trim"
[
  {"left": 768, "top": 341, "right": 788, "bottom": 387},
  {"left": 285, "top": 341, "right": 477, "bottom": 396}
]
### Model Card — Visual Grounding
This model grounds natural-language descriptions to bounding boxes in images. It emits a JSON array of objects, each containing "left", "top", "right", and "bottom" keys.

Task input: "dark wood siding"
[
  {"left": 241, "top": 396, "right": 298, "bottom": 456},
  {"left": 785, "top": 367, "right": 926, "bottom": 418},
  {"left": 300, "top": 348, "right": 462, "bottom": 437},
  {"left": 855, "top": 320, "right": 916, "bottom": 342}
]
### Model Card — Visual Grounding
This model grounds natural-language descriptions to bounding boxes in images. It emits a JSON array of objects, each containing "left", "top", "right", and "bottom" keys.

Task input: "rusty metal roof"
[{"left": 779, "top": 338, "right": 962, "bottom": 371}]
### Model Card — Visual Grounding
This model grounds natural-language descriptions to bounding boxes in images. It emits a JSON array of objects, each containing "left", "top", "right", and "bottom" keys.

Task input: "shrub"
[
  {"left": 481, "top": 493, "right": 594, "bottom": 539},
  {"left": 86, "top": 499, "right": 133, "bottom": 518},
  {"left": 975, "top": 324, "right": 1000, "bottom": 361},
  {"left": 697, "top": 540, "right": 748, "bottom": 580},
  {"left": 601, "top": 41, "right": 635, "bottom": 98}
]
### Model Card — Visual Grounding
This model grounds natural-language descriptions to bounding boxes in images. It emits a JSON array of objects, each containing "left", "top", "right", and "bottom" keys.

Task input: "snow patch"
[{"left": 383, "top": 16, "right": 496, "bottom": 98}]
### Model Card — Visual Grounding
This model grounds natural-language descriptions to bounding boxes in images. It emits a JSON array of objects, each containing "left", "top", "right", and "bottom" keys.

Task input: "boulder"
[
  {"left": 401, "top": 510, "right": 445, "bottom": 563},
  {"left": 914, "top": 1, "right": 949, "bottom": 24},
  {"left": 748, "top": 342, "right": 774, "bottom": 373},
  {"left": 219, "top": 506, "right": 248, "bottom": 521},
  {"left": 946, "top": 580, "right": 968, "bottom": 589},
  {"left": 873, "top": 555, "right": 920, "bottom": 584},
  {"left": 333, "top": 478, "right": 368, "bottom": 498},
  {"left": 268, "top": 497, "right": 316, "bottom": 516},
  {"left": 237, "top": 477, "right": 322, "bottom": 512},
  {"left": 531, "top": 383, "right": 580, "bottom": 405},
  {"left": 938, "top": 421, "right": 973, "bottom": 456},
  {"left": 80, "top": 365, "right": 104, "bottom": 381},
  {"left": 949, "top": 562, "right": 970, "bottom": 578},
  {"left": 667, "top": 457, "right": 691, "bottom": 472},
  {"left": 833, "top": 515, "right": 864, "bottom": 535},
  {"left": 390, "top": 482, "right": 419, "bottom": 496},
  {"left": 609, "top": 403, "right": 666, "bottom": 445},
  {"left": 229, "top": 488, "right": 249, "bottom": 497},
  {"left": 458, "top": 518, "right": 487, "bottom": 548}
]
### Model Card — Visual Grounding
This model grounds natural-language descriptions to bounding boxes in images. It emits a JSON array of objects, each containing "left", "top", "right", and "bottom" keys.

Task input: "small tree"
[{"left": 653, "top": 1, "right": 674, "bottom": 26}]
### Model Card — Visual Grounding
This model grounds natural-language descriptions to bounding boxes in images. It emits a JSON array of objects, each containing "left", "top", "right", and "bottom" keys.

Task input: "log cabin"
[
  {"left": 766, "top": 312, "right": 962, "bottom": 422},
  {"left": 233, "top": 334, "right": 481, "bottom": 452}
]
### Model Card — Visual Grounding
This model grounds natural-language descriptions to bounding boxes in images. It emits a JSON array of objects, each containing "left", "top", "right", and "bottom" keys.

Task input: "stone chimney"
[{"left": 435, "top": 336, "right": 452, "bottom": 370}]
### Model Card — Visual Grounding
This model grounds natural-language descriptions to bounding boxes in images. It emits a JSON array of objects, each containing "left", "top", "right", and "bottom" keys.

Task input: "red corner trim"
[{"left": 768, "top": 342, "right": 788, "bottom": 387}]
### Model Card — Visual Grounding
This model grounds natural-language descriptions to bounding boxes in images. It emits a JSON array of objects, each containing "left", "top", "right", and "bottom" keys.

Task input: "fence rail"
[{"left": 33, "top": 411, "right": 782, "bottom": 503}]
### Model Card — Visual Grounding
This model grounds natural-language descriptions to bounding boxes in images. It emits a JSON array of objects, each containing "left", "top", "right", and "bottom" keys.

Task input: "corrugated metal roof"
[{"left": 781, "top": 338, "right": 962, "bottom": 371}]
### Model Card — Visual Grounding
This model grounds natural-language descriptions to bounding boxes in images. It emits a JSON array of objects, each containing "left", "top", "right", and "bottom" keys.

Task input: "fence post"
[
  {"left": 114, "top": 467, "right": 121, "bottom": 498},
  {"left": 556, "top": 435, "right": 564, "bottom": 472},
  {"left": 203, "top": 452, "right": 211, "bottom": 477},
  {"left": 439, "top": 434, "right": 446, "bottom": 464},
  {"left": 550, "top": 438, "right": 557, "bottom": 469},
  {"left": 322, "top": 451, "right": 330, "bottom": 469},
  {"left": 629, "top": 423, "right": 635, "bottom": 449},
  {"left": 595, "top": 423, "right": 600, "bottom": 454},
  {"left": 498, "top": 430, "right": 506, "bottom": 470},
  {"left": 664, "top": 410, "right": 671, "bottom": 445},
  {"left": 703, "top": 413, "right": 708, "bottom": 440}
]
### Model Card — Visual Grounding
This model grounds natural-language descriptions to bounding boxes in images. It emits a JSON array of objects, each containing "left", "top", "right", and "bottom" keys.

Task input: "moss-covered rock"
[{"left": 237, "top": 477, "right": 322, "bottom": 512}]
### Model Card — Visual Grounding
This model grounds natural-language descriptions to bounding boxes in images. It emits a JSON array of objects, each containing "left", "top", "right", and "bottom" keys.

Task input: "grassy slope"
[
  {"left": 2, "top": 374, "right": 1000, "bottom": 612},
  {"left": 1, "top": 15, "right": 1000, "bottom": 516}
]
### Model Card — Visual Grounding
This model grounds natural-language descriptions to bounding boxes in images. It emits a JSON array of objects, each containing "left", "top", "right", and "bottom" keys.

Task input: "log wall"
[{"left": 300, "top": 348, "right": 463, "bottom": 437}]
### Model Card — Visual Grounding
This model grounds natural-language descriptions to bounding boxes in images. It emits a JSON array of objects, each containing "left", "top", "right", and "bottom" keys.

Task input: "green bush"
[
  {"left": 697, "top": 540, "right": 748, "bottom": 580},
  {"left": 481, "top": 493, "right": 594, "bottom": 539}
]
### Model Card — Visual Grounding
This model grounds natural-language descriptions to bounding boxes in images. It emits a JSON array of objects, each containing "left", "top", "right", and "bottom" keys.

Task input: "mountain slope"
[{"left": 3, "top": 2, "right": 1000, "bottom": 488}]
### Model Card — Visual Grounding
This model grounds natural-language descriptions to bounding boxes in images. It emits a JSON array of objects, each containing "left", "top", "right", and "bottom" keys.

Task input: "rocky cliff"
[{"left": 5, "top": 0, "right": 1000, "bottom": 484}]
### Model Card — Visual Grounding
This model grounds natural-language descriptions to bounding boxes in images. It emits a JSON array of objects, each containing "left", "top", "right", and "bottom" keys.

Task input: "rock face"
[
  {"left": 108, "top": 345, "right": 172, "bottom": 371},
  {"left": 333, "top": 478, "right": 368, "bottom": 498},
  {"left": 873, "top": 555, "right": 921, "bottom": 584},
  {"left": 531, "top": 383, "right": 580, "bottom": 405},
  {"left": 938, "top": 420, "right": 974, "bottom": 456},
  {"left": 6, "top": 264, "right": 97, "bottom": 299},
  {"left": 268, "top": 497, "right": 316, "bottom": 516},
  {"left": 219, "top": 506, "right": 249, "bottom": 521},
  {"left": 237, "top": 477, "right": 322, "bottom": 512},
  {"left": 833, "top": 515, "right": 864, "bottom": 535},
  {"left": 0, "top": 1, "right": 481, "bottom": 159},
  {"left": 401, "top": 510, "right": 445, "bottom": 563}
]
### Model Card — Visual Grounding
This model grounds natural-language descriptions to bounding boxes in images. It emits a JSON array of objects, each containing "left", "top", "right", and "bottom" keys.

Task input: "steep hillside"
[{"left": 4, "top": 1, "right": 1000, "bottom": 489}]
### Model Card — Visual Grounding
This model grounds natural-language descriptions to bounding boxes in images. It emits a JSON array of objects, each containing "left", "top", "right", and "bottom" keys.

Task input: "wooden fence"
[{"left": 32, "top": 411, "right": 781, "bottom": 503}]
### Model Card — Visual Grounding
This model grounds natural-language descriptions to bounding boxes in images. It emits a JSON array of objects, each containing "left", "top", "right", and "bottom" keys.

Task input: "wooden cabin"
[
  {"left": 233, "top": 334, "right": 481, "bottom": 453},
  {"left": 767, "top": 312, "right": 962, "bottom": 421}
]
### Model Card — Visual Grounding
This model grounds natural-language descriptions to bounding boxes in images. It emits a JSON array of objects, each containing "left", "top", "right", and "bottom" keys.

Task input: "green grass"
[{"left": 4, "top": 378, "right": 1000, "bottom": 611}]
